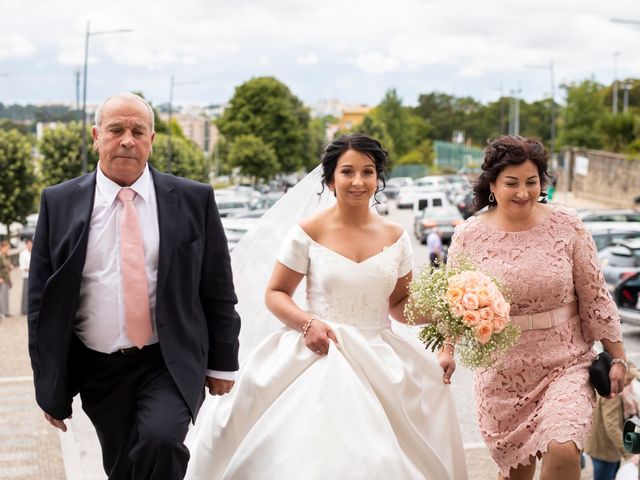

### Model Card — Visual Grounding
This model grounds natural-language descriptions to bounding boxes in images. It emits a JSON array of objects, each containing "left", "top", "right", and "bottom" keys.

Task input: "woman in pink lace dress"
[{"left": 448, "top": 135, "right": 626, "bottom": 480}]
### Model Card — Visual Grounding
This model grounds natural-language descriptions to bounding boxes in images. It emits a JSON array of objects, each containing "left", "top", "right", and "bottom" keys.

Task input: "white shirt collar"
[{"left": 96, "top": 162, "right": 152, "bottom": 204}]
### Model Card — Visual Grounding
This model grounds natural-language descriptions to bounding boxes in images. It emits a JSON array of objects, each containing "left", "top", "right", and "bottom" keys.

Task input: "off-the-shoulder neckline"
[{"left": 295, "top": 224, "right": 407, "bottom": 265}]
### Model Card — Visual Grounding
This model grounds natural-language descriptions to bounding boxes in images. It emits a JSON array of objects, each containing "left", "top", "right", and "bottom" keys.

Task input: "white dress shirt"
[
  {"left": 75, "top": 163, "right": 235, "bottom": 380},
  {"left": 75, "top": 163, "right": 160, "bottom": 352}
]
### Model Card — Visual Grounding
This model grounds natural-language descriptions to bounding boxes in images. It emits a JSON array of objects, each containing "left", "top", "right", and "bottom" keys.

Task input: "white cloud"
[
  {"left": 297, "top": 54, "right": 318, "bottom": 65},
  {"left": 2, "top": 0, "right": 640, "bottom": 103},
  {"left": 0, "top": 33, "right": 36, "bottom": 60},
  {"left": 354, "top": 52, "right": 400, "bottom": 74}
]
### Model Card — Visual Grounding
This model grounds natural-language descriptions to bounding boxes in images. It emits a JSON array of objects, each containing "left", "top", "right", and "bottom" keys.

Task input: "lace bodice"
[
  {"left": 448, "top": 205, "right": 620, "bottom": 343},
  {"left": 277, "top": 224, "right": 413, "bottom": 329}
]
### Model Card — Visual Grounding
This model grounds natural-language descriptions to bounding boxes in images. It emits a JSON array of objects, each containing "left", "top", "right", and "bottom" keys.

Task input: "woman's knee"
[{"left": 544, "top": 440, "right": 580, "bottom": 464}]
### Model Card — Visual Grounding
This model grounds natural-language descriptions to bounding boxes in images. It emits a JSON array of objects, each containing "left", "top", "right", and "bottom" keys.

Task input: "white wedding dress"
[{"left": 185, "top": 224, "right": 468, "bottom": 479}]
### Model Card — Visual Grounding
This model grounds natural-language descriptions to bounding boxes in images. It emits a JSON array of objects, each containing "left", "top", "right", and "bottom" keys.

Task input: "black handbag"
[{"left": 589, "top": 351, "right": 612, "bottom": 397}]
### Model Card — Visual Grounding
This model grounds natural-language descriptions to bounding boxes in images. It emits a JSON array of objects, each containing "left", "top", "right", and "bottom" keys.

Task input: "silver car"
[
  {"left": 414, "top": 206, "right": 463, "bottom": 244},
  {"left": 598, "top": 239, "right": 640, "bottom": 291},
  {"left": 613, "top": 272, "right": 640, "bottom": 325}
]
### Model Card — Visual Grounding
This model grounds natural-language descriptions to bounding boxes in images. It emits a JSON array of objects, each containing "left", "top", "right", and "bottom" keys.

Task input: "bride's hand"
[
  {"left": 437, "top": 346, "right": 456, "bottom": 384},
  {"left": 304, "top": 319, "right": 337, "bottom": 355}
]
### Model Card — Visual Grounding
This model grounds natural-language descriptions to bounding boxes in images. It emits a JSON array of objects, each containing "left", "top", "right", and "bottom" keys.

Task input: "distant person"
[
  {"left": 426, "top": 228, "right": 443, "bottom": 266},
  {"left": 585, "top": 365, "right": 640, "bottom": 480},
  {"left": 448, "top": 135, "right": 625, "bottom": 479},
  {"left": 28, "top": 92, "right": 241, "bottom": 479},
  {"left": 19, "top": 238, "right": 32, "bottom": 315},
  {"left": 0, "top": 240, "right": 12, "bottom": 319}
]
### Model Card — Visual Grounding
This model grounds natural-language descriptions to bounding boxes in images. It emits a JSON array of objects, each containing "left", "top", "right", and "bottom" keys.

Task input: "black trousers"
[{"left": 74, "top": 340, "right": 191, "bottom": 480}]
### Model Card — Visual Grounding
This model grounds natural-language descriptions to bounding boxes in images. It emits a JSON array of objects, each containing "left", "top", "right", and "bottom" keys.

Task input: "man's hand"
[
  {"left": 205, "top": 377, "right": 235, "bottom": 396},
  {"left": 44, "top": 412, "right": 71, "bottom": 432}
]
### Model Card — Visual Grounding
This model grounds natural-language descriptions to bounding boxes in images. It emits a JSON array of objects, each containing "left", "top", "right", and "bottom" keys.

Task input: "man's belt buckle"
[{"left": 119, "top": 346, "right": 140, "bottom": 355}]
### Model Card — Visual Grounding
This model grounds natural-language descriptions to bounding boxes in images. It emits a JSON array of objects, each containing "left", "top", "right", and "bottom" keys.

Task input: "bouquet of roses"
[{"left": 405, "top": 256, "right": 520, "bottom": 369}]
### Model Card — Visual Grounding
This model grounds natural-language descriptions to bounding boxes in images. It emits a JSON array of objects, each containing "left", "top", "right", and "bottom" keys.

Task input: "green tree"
[
  {"left": 227, "top": 134, "right": 279, "bottom": 183},
  {"left": 305, "top": 116, "right": 332, "bottom": 170},
  {"left": 149, "top": 134, "right": 208, "bottom": 182},
  {"left": 558, "top": 79, "right": 607, "bottom": 149},
  {"left": 396, "top": 139, "right": 435, "bottom": 166},
  {"left": 373, "top": 89, "right": 429, "bottom": 158},
  {"left": 0, "top": 129, "right": 37, "bottom": 235},
  {"left": 600, "top": 112, "right": 637, "bottom": 152},
  {"left": 414, "top": 92, "right": 483, "bottom": 143},
  {"left": 218, "top": 76, "right": 310, "bottom": 173},
  {"left": 38, "top": 122, "right": 98, "bottom": 186}
]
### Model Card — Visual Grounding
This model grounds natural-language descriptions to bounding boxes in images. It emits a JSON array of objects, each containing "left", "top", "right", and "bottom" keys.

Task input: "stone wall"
[{"left": 560, "top": 148, "right": 640, "bottom": 208}]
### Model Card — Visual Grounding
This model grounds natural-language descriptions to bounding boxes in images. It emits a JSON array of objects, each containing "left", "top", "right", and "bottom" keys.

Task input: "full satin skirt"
[{"left": 185, "top": 322, "right": 467, "bottom": 479}]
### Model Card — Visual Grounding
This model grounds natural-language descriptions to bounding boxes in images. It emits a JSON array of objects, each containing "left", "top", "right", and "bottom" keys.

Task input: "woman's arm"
[{"left": 265, "top": 262, "right": 337, "bottom": 354}]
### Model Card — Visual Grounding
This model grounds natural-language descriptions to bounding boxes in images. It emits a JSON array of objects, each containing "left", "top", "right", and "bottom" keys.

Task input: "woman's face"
[
  {"left": 490, "top": 160, "right": 541, "bottom": 218},
  {"left": 330, "top": 149, "right": 377, "bottom": 207}
]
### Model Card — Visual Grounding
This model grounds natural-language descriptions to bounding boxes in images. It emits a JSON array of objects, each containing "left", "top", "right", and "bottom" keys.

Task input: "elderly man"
[{"left": 28, "top": 93, "right": 241, "bottom": 479}]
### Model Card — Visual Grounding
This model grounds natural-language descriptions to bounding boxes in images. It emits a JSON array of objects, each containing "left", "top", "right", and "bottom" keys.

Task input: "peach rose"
[
  {"left": 461, "top": 293, "right": 480, "bottom": 310},
  {"left": 446, "top": 287, "right": 464, "bottom": 305},
  {"left": 491, "top": 298, "right": 510, "bottom": 317},
  {"left": 473, "top": 321, "right": 494, "bottom": 344},
  {"left": 492, "top": 315, "right": 509, "bottom": 333},
  {"left": 448, "top": 274, "right": 466, "bottom": 289},
  {"left": 478, "top": 306, "right": 494, "bottom": 322},
  {"left": 462, "top": 309, "right": 481, "bottom": 326},
  {"left": 451, "top": 303, "right": 465, "bottom": 318},
  {"left": 476, "top": 288, "right": 492, "bottom": 308}
]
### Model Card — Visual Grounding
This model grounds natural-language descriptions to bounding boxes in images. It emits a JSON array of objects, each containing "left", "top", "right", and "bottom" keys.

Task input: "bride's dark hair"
[{"left": 319, "top": 133, "right": 389, "bottom": 196}]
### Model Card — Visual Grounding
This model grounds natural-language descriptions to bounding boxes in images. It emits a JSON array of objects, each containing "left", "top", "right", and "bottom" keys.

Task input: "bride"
[{"left": 185, "top": 134, "right": 468, "bottom": 479}]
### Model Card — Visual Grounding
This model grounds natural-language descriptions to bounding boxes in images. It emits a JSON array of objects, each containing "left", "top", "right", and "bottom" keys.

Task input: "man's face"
[{"left": 92, "top": 96, "right": 155, "bottom": 186}]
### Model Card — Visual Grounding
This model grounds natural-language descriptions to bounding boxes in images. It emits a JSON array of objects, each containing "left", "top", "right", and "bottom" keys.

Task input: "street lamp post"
[
  {"left": 525, "top": 60, "right": 556, "bottom": 157},
  {"left": 80, "top": 21, "right": 132, "bottom": 174},
  {"left": 612, "top": 52, "right": 620, "bottom": 114},
  {"left": 166, "top": 76, "right": 200, "bottom": 173}
]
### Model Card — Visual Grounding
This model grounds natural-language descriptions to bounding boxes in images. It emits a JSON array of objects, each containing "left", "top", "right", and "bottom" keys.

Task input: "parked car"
[
  {"left": 18, "top": 213, "right": 38, "bottom": 241},
  {"left": 613, "top": 272, "right": 640, "bottom": 325},
  {"left": 216, "top": 198, "right": 252, "bottom": 217},
  {"left": 251, "top": 192, "right": 285, "bottom": 211},
  {"left": 396, "top": 186, "right": 421, "bottom": 209},
  {"left": 412, "top": 192, "right": 450, "bottom": 217},
  {"left": 584, "top": 222, "right": 640, "bottom": 251},
  {"left": 413, "top": 175, "right": 449, "bottom": 191},
  {"left": 580, "top": 209, "right": 640, "bottom": 223},
  {"left": 374, "top": 192, "right": 389, "bottom": 215},
  {"left": 454, "top": 191, "right": 475, "bottom": 219},
  {"left": 414, "top": 206, "right": 463, "bottom": 244},
  {"left": 383, "top": 177, "right": 413, "bottom": 199},
  {"left": 598, "top": 239, "right": 640, "bottom": 291},
  {"left": 222, "top": 215, "right": 260, "bottom": 251}
]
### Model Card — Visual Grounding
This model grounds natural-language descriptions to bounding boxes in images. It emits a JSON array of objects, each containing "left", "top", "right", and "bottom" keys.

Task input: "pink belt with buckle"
[{"left": 510, "top": 302, "right": 579, "bottom": 331}]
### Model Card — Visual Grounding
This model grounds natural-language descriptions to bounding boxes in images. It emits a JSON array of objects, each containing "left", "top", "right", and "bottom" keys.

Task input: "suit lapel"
[
  {"left": 151, "top": 167, "right": 178, "bottom": 298},
  {"left": 69, "top": 171, "right": 97, "bottom": 269}
]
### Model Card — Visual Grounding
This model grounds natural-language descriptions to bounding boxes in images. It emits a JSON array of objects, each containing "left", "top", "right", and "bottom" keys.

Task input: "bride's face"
[{"left": 330, "top": 149, "right": 377, "bottom": 206}]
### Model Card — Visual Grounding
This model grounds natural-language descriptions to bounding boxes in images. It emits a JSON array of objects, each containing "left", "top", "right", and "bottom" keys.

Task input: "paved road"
[{"left": 0, "top": 191, "right": 624, "bottom": 479}]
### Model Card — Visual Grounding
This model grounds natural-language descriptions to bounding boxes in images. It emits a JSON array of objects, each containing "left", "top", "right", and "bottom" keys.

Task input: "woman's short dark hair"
[
  {"left": 472, "top": 135, "right": 550, "bottom": 212},
  {"left": 320, "top": 133, "right": 389, "bottom": 194}
]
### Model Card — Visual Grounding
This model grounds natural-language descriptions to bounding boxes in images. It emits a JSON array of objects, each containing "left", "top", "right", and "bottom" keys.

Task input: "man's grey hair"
[{"left": 94, "top": 92, "right": 155, "bottom": 131}]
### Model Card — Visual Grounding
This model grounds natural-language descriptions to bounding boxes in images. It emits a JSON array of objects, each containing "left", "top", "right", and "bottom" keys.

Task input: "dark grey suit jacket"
[{"left": 28, "top": 166, "right": 241, "bottom": 420}]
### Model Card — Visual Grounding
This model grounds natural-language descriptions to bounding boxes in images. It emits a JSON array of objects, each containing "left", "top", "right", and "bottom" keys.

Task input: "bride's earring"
[{"left": 488, "top": 192, "right": 495, "bottom": 203}]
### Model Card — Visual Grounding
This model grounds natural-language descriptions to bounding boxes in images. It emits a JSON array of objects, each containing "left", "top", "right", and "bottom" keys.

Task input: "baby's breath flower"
[{"left": 404, "top": 253, "right": 520, "bottom": 369}]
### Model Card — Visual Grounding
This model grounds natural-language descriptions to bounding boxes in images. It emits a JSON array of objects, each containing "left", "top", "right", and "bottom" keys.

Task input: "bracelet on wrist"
[
  {"left": 611, "top": 358, "right": 628, "bottom": 370},
  {"left": 302, "top": 317, "right": 315, "bottom": 337}
]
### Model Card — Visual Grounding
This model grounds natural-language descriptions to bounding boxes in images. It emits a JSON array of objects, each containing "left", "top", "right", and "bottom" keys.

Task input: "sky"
[{"left": 1, "top": 0, "right": 640, "bottom": 109}]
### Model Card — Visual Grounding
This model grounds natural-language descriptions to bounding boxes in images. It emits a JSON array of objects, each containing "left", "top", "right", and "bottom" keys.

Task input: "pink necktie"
[{"left": 117, "top": 188, "right": 152, "bottom": 348}]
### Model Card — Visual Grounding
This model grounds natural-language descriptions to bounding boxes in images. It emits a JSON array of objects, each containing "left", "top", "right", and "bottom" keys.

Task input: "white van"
[{"left": 412, "top": 192, "right": 450, "bottom": 217}]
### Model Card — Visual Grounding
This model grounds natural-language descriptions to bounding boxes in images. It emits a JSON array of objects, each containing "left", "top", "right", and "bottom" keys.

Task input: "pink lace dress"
[{"left": 448, "top": 205, "right": 622, "bottom": 475}]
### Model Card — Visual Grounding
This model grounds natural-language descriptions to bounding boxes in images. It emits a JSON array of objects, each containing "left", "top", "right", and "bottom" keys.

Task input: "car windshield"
[{"left": 422, "top": 208, "right": 459, "bottom": 220}]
